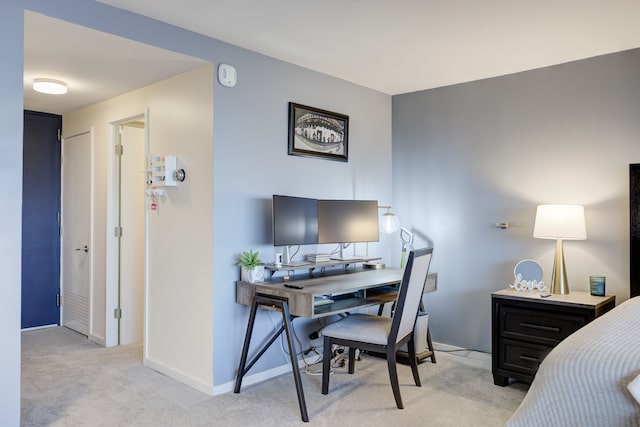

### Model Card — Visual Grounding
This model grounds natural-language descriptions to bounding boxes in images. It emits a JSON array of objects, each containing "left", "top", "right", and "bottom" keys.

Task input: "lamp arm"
[
  {"left": 400, "top": 227, "right": 414, "bottom": 248},
  {"left": 399, "top": 227, "right": 414, "bottom": 268}
]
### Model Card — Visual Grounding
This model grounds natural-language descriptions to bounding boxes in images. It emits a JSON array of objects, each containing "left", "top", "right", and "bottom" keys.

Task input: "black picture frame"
[{"left": 288, "top": 102, "right": 349, "bottom": 162}]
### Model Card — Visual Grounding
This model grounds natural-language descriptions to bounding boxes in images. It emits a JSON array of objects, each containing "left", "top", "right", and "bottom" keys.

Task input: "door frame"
[
  {"left": 60, "top": 128, "right": 95, "bottom": 339},
  {"left": 105, "top": 111, "right": 150, "bottom": 348}
]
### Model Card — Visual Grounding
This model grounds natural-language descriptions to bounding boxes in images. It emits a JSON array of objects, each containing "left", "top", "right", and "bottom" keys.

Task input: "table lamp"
[{"left": 533, "top": 204, "right": 587, "bottom": 294}]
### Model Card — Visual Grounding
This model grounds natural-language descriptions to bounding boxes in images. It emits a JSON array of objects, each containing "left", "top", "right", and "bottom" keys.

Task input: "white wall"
[
  {"left": 392, "top": 49, "right": 640, "bottom": 353},
  {"left": 0, "top": 1, "right": 23, "bottom": 424},
  {"left": 63, "top": 65, "right": 214, "bottom": 393}
]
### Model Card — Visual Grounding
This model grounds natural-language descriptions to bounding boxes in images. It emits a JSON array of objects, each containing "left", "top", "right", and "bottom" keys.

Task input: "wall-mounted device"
[
  {"left": 218, "top": 64, "right": 237, "bottom": 88},
  {"left": 149, "top": 154, "right": 186, "bottom": 186}
]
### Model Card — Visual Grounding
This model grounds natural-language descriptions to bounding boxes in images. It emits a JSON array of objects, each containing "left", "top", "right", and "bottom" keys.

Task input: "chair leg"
[
  {"left": 407, "top": 337, "right": 422, "bottom": 387},
  {"left": 386, "top": 347, "right": 404, "bottom": 409},
  {"left": 348, "top": 347, "right": 356, "bottom": 374},
  {"left": 322, "top": 335, "right": 332, "bottom": 395}
]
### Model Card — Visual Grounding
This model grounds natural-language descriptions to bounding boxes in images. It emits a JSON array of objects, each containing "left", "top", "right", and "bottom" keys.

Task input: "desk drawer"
[
  {"left": 498, "top": 339, "right": 552, "bottom": 376},
  {"left": 500, "top": 306, "right": 586, "bottom": 345}
]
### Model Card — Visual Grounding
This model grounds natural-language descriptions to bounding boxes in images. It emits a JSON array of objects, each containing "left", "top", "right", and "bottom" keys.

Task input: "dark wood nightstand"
[{"left": 491, "top": 289, "right": 615, "bottom": 386}]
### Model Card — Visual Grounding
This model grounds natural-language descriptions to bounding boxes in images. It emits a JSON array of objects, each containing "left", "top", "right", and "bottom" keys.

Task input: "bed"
[{"left": 507, "top": 296, "right": 640, "bottom": 427}]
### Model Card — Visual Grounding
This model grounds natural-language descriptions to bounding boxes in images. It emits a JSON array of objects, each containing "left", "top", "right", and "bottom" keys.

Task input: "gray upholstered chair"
[{"left": 321, "top": 247, "right": 433, "bottom": 409}]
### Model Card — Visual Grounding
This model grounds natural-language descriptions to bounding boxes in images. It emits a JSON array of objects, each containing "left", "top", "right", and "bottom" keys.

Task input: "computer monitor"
[
  {"left": 272, "top": 195, "right": 319, "bottom": 247},
  {"left": 317, "top": 199, "right": 379, "bottom": 244}
]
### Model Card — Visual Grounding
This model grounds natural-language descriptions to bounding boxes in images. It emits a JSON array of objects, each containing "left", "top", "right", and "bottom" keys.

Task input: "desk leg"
[
  {"left": 279, "top": 300, "right": 309, "bottom": 422},
  {"left": 233, "top": 295, "right": 309, "bottom": 423},
  {"left": 234, "top": 298, "right": 261, "bottom": 393}
]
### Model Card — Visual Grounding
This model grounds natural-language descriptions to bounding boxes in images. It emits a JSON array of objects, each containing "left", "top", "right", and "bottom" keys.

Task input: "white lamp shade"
[
  {"left": 533, "top": 204, "right": 587, "bottom": 240},
  {"left": 380, "top": 212, "right": 400, "bottom": 234}
]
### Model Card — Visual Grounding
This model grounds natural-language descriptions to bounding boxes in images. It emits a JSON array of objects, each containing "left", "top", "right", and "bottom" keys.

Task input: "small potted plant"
[{"left": 238, "top": 249, "right": 265, "bottom": 283}]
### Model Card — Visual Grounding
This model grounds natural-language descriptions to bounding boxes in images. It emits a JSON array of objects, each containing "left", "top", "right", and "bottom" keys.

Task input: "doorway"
[
  {"left": 106, "top": 115, "right": 148, "bottom": 346},
  {"left": 22, "top": 110, "right": 62, "bottom": 329}
]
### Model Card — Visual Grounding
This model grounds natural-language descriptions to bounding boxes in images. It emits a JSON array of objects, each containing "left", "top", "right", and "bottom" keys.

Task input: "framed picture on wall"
[{"left": 288, "top": 102, "right": 349, "bottom": 162}]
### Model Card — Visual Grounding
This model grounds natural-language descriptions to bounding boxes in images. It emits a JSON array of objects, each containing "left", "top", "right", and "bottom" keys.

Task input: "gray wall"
[
  {"left": 212, "top": 48, "right": 393, "bottom": 385},
  {"left": 0, "top": 1, "right": 23, "bottom": 424},
  {"left": 392, "top": 49, "right": 640, "bottom": 352}
]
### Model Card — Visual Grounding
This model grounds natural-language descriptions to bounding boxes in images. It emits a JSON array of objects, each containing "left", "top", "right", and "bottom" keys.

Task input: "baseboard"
[
  {"left": 214, "top": 344, "right": 489, "bottom": 396},
  {"left": 21, "top": 324, "right": 58, "bottom": 332},
  {"left": 88, "top": 333, "right": 105, "bottom": 346},
  {"left": 213, "top": 358, "right": 307, "bottom": 396},
  {"left": 144, "top": 357, "right": 214, "bottom": 396},
  {"left": 432, "top": 341, "right": 491, "bottom": 362}
]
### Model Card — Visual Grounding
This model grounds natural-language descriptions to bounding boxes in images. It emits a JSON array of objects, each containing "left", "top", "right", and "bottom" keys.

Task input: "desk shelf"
[
  {"left": 237, "top": 269, "right": 437, "bottom": 319},
  {"left": 264, "top": 257, "right": 382, "bottom": 275},
  {"left": 313, "top": 288, "right": 398, "bottom": 317}
]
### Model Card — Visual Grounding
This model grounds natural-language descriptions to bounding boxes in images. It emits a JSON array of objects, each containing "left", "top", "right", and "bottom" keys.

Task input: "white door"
[
  {"left": 118, "top": 123, "right": 145, "bottom": 345},
  {"left": 61, "top": 131, "right": 92, "bottom": 336}
]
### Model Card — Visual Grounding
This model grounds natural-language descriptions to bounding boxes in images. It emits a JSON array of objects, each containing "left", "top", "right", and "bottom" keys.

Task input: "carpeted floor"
[{"left": 21, "top": 327, "right": 528, "bottom": 426}]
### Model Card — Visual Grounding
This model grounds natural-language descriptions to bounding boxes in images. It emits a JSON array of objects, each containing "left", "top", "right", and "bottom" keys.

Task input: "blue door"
[{"left": 22, "top": 110, "right": 62, "bottom": 329}]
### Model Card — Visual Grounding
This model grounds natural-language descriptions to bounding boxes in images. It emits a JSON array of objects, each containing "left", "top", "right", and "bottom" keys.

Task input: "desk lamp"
[
  {"left": 364, "top": 206, "right": 400, "bottom": 268},
  {"left": 533, "top": 204, "right": 587, "bottom": 294},
  {"left": 379, "top": 206, "right": 400, "bottom": 234}
]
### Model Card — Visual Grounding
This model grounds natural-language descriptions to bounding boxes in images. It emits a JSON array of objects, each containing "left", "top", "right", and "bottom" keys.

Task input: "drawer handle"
[
  {"left": 519, "top": 355, "right": 540, "bottom": 363},
  {"left": 519, "top": 322, "right": 560, "bottom": 332}
]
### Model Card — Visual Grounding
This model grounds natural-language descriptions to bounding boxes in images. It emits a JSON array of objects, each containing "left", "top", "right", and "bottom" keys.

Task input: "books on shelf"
[
  {"left": 306, "top": 253, "right": 331, "bottom": 263},
  {"left": 313, "top": 296, "right": 334, "bottom": 306}
]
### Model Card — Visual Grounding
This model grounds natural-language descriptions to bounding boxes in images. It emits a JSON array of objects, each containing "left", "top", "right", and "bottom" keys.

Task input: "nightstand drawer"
[
  {"left": 500, "top": 306, "right": 586, "bottom": 345},
  {"left": 499, "top": 339, "right": 552, "bottom": 376}
]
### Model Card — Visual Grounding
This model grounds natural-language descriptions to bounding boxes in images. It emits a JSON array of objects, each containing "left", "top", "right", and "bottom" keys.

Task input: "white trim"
[
  {"left": 212, "top": 359, "right": 308, "bottom": 396},
  {"left": 144, "top": 356, "right": 213, "bottom": 396},
  {"left": 105, "top": 123, "right": 120, "bottom": 347},
  {"left": 21, "top": 324, "right": 58, "bottom": 332},
  {"left": 89, "top": 333, "right": 105, "bottom": 346},
  {"left": 143, "top": 108, "right": 150, "bottom": 361},
  {"left": 432, "top": 341, "right": 492, "bottom": 362},
  {"left": 105, "top": 112, "right": 148, "bottom": 348},
  {"left": 89, "top": 127, "right": 96, "bottom": 340}
]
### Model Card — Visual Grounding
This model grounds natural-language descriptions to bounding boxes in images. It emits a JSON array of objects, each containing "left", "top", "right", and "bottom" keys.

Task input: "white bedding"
[{"left": 507, "top": 296, "right": 640, "bottom": 427}]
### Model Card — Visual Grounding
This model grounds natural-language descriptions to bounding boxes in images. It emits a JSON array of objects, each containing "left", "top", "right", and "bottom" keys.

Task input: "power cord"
[{"left": 267, "top": 312, "right": 346, "bottom": 376}]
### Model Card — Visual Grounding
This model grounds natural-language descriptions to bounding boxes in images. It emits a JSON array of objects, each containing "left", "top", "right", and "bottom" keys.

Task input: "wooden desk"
[
  {"left": 237, "top": 268, "right": 419, "bottom": 317},
  {"left": 234, "top": 268, "right": 437, "bottom": 422}
]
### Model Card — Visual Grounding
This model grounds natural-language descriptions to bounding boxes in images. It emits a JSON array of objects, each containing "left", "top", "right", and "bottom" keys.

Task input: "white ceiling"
[
  {"left": 97, "top": 0, "right": 640, "bottom": 95},
  {"left": 24, "top": 1, "right": 640, "bottom": 116},
  {"left": 24, "top": 11, "right": 207, "bottom": 115}
]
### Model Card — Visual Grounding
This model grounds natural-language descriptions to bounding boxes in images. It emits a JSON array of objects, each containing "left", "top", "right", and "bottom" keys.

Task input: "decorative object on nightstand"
[
  {"left": 510, "top": 259, "right": 546, "bottom": 291},
  {"left": 590, "top": 275, "right": 606, "bottom": 296},
  {"left": 237, "top": 249, "right": 264, "bottom": 283},
  {"left": 533, "top": 204, "right": 587, "bottom": 294}
]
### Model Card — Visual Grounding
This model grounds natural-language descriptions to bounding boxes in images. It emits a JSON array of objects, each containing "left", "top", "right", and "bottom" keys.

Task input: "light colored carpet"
[{"left": 21, "top": 327, "right": 528, "bottom": 426}]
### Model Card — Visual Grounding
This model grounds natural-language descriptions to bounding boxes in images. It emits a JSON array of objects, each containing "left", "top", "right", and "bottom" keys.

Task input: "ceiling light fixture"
[{"left": 33, "top": 78, "right": 67, "bottom": 95}]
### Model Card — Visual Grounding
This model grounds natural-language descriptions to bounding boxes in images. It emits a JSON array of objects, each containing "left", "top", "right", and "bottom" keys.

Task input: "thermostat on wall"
[{"left": 218, "top": 64, "right": 237, "bottom": 87}]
